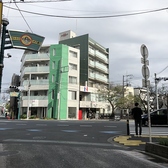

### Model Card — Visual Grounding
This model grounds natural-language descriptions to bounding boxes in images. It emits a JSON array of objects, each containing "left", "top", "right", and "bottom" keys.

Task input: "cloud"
[{"left": 2, "top": 0, "right": 168, "bottom": 91}]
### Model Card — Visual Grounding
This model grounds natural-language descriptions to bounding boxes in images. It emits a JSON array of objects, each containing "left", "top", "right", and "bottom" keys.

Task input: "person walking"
[{"left": 132, "top": 102, "right": 143, "bottom": 136}]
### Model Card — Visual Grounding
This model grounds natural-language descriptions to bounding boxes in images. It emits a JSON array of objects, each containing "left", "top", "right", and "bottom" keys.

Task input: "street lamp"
[{"left": 0, "top": 17, "right": 9, "bottom": 92}]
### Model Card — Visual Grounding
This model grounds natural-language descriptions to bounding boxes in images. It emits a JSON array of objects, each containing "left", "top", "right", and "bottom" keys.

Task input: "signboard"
[
  {"left": 142, "top": 65, "right": 150, "bottom": 79},
  {"left": 10, "top": 92, "right": 19, "bottom": 97},
  {"left": 8, "top": 30, "right": 45, "bottom": 51},
  {"left": 142, "top": 79, "right": 150, "bottom": 87},
  {"left": 31, "top": 100, "right": 38, "bottom": 106}
]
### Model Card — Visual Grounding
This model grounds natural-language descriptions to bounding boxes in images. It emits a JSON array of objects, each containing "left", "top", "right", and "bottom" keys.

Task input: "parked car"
[{"left": 142, "top": 109, "right": 168, "bottom": 126}]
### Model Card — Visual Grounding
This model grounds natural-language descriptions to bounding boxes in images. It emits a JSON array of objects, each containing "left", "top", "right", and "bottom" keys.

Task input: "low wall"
[{"left": 145, "top": 142, "right": 168, "bottom": 159}]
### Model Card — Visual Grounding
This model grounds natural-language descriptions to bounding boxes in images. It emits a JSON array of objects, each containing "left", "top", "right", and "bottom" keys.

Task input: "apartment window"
[
  {"left": 69, "top": 63, "right": 77, "bottom": 70},
  {"left": 34, "top": 91, "right": 38, "bottom": 96},
  {"left": 70, "top": 51, "right": 77, "bottom": 58},
  {"left": 52, "top": 61, "right": 55, "bottom": 69},
  {"left": 69, "top": 76, "right": 77, "bottom": 84},
  {"left": 53, "top": 48, "right": 56, "bottom": 56},
  {"left": 68, "top": 90, "right": 77, "bottom": 100}
]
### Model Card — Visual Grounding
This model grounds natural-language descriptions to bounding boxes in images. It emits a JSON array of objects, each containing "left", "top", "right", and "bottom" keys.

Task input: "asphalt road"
[{"left": 0, "top": 118, "right": 167, "bottom": 168}]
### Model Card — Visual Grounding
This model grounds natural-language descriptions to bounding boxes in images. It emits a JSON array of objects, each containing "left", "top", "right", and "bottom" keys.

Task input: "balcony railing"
[
  {"left": 95, "top": 62, "right": 108, "bottom": 73},
  {"left": 95, "top": 51, "right": 108, "bottom": 62},
  {"left": 23, "top": 79, "right": 48, "bottom": 86}
]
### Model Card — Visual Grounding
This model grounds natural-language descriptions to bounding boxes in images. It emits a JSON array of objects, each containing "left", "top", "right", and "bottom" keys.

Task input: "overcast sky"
[{"left": 2, "top": 0, "right": 168, "bottom": 92}]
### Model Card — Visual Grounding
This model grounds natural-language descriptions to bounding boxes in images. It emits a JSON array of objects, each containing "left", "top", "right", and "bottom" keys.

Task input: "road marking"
[
  {"left": 27, "top": 129, "right": 42, "bottom": 132},
  {"left": 0, "top": 128, "right": 12, "bottom": 131},
  {"left": 62, "top": 130, "right": 79, "bottom": 133},
  {"left": 36, "top": 124, "right": 47, "bottom": 126},
  {"left": 104, "top": 126, "right": 117, "bottom": 128},
  {"left": 100, "top": 131, "right": 121, "bottom": 134},
  {"left": 80, "top": 125, "right": 92, "bottom": 127},
  {"left": 130, "top": 131, "right": 168, "bottom": 136},
  {"left": 33, "top": 136, "right": 46, "bottom": 140},
  {"left": 16, "top": 124, "right": 27, "bottom": 126},
  {"left": 57, "top": 124, "right": 69, "bottom": 127},
  {"left": 0, "top": 123, "right": 7, "bottom": 125}
]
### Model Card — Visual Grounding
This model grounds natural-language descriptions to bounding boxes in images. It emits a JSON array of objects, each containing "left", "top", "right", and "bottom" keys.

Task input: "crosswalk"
[
  {"left": 129, "top": 120, "right": 168, "bottom": 136},
  {"left": 130, "top": 130, "right": 168, "bottom": 136}
]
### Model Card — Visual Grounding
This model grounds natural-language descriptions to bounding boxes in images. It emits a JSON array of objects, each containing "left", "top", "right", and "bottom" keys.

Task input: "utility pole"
[
  {"left": 155, "top": 73, "right": 159, "bottom": 110},
  {"left": 155, "top": 74, "right": 168, "bottom": 110},
  {"left": 27, "top": 74, "right": 31, "bottom": 119}
]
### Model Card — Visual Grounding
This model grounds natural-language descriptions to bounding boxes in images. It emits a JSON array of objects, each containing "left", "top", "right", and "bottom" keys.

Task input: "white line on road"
[
  {"left": 80, "top": 125, "right": 92, "bottom": 127},
  {"left": 104, "top": 126, "right": 117, "bottom": 128},
  {"left": 57, "top": 124, "right": 69, "bottom": 127},
  {"left": 16, "top": 124, "right": 27, "bottom": 126},
  {"left": 36, "top": 124, "right": 47, "bottom": 126}
]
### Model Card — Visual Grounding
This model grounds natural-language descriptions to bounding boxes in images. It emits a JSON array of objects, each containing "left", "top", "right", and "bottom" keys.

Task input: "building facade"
[
  {"left": 59, "top": 30, "right": 110, "bottom": 119},
  {"left": 19, "top": 30, "right": 111, "bottom": 120}
]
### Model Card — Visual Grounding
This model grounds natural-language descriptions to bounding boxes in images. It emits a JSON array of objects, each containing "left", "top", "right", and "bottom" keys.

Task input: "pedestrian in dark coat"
[{"left": 132, "top": 102, "right": 143, "bottom": 136}]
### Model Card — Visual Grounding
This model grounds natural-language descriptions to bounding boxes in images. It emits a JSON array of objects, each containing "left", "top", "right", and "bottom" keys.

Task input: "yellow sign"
[{"left": 10, "top": 92, "right": 19, "bottom": 97}]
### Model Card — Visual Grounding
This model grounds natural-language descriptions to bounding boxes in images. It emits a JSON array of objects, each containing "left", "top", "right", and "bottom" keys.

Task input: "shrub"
[
  {"left": 158, "top": 138, "right": 168, "bottom": 146},
  {"left": 20, "top": 114, "right": 27, "bottom": 119},
  {"left": 29, "top": 115, "right": 37, "bottom": 119}
]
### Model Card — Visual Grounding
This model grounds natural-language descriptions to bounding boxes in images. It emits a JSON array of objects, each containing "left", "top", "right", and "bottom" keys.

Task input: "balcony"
[
  {"left": 23, "top": 79, "right": 49, "bottom": 90},
  {"left": 22, "top": 96, "right": 48, "bottom": 107},
  {"left": 21, "top": 53, "right": 49, "bottom": 67},
  {"left": 95, "top": 74, "right": 108, "bottom": 83},
  {"left": 23, "top": 79, "right": 48, "bottom": 85},
  {"left": 95, "top": 51, "right": 108, "bottom": 63},
  {"left": 22, "top": 66, "right": 49, "bottom": 77},
  {"left": 95, "top": 62, "right": 108, "bottom": 73},
  {"left": 89, "top": 73, "right": 108, "bottom": 83}
]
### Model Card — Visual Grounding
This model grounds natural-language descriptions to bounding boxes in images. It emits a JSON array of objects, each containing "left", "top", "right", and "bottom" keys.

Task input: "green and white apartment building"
[{"left": 20, "top": 30, "right": 110, "bottom": 120}]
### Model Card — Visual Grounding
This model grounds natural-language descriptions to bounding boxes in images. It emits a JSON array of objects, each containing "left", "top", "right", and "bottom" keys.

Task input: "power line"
[
  {"left": 3, "top": 5, "right": 168, "bottom": 18},
  {"left": 4, "top": 0, "right": 71, "bottom": 3},
  {"left": 13, "top": 2, "right": 33, "bottom": 33},
  {"left": 157, "top": 66, "right": 168, "bottom": 75}
]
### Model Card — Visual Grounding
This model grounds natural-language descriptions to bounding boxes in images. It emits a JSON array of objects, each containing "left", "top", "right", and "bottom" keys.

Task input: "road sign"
[
  {"left": 142, "top": 65, "right": 150, "bottom": 79},
  {"left": 140, "top": 44, "right": 148, "bottom": 58},
  {"left": 142, "top": 79, "right": 150, "bottom": 87},
  {"left": 141, "top": 58, "right": 149, "bottom": 65}
]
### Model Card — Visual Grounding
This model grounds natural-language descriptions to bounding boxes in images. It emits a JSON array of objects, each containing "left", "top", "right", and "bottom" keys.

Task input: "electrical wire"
[
  {"left": 13, "top": 2, "right": 33, "bottom": 33},
  {"left": 3, "top": 5, "right": 168, "bottom": 19},
  {"left": 157, "top": 65, "right": 168, "bottom": 75},
  {"left": 4, "top": 0, "right": 71, "bottom": 3}
]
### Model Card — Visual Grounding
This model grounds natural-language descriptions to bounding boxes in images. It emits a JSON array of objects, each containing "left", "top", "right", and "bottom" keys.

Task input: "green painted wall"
[{"left": 48, "top": 44, "right": 68, "bottom": 119}]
